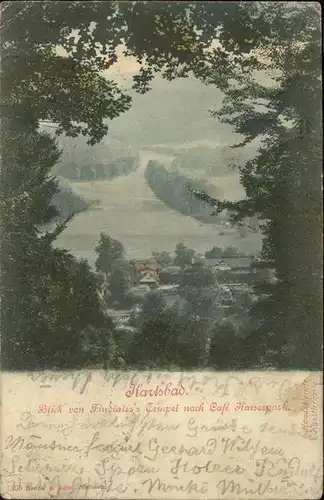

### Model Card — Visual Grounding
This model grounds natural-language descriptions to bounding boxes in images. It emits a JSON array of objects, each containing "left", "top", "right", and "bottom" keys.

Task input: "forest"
[
  {"left": 0, "top": 2, "right": 321, "bottom": 372},
  {"left": 169, "top": 144, "right": 259, "bottom": 177},
  {"left": 54, "top": 156, "right": 136, "bottom": 181},
  {"left": 84, "top": 234, "right": 256, "bottom": 371},
  {"left": 145, "top": 160, "right": 226, "bottom": 223}
]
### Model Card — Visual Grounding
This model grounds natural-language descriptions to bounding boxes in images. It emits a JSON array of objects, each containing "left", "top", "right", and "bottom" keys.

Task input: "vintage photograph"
[
  {"left": 0, "top": 3, "right": 322, "bottom": 499},
  {"left": 1, "top": 1, "right": 322, "bottom": 374}
]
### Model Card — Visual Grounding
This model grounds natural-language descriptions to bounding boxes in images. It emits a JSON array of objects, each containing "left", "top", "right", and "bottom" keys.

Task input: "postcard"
[{"left": 0, "top": 1, "right": 322, "bottom": 499}]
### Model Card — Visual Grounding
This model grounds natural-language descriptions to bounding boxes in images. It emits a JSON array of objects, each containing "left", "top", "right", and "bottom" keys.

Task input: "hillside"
[
  {"left": 55, "top": 151, "right": 261, "bottom": 265},
  {"left": 44, "top": 73, "right": 262, "bottom": 261},
  {"left": 50, "top": 134, "right": 135, "bottom": 179},
  {"left": 169, "top": 141, "right": 261, "bottom": 177},
  {"left": 41, "top": 74, "right": 260, "bottom": 185},
  {"left": 144, "top": 160, "right": 224, "bottom": 223}
]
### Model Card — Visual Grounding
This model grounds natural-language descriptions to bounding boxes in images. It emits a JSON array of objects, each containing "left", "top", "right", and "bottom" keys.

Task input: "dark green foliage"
[
  {"left": 151, "top": 250, "right": 173, "bottom": 267},
  {"left": 159, "top": 267, "right": 181, "bottom": 285},
  {"left": 0, "top": 1, "right": 231, "bottom": 371},
  {"left": 141, "top": 291, "right": 167, "bottom": 325},
  {"left": 51, "top": 178, "right": 89, "bottom": 220},
  {"left": 0, "top": 131, "right": 113, "bottom": 369},
  {"left": 128, "top": 291, "right": 172, "bottom": 368},
  {"left": 145, "top": 161, "right": 225, "bottom": 223},
  {"left": 109, "top": 259, "right": 133, "bottom": 305},
  {"left": 0, "top": 2, "right": 212, "bottom": 144},
  {"left": 190, "top": 3, "right": 322, "bottom": 370},
  {"left": 178, "top": 263, "right": 220, "bottom": 323},
  {"left": 209, "top": 320, "right": 244, "bottom": 370},
  {"left": 205, "top": 246, "right": 225, "bottom": 259},
  {"left": 1, "top": 1, "right": 321, "bottom": 371},
  {"left": 179, "top": 262, "right": 216, "bottom": 290},
  {"left": 205, "top": 245, "right": 248, "bottom": 258},
  {"left": 94, "top": 233, "right": 125, "bottom": 275},
  {"left": 80, "top": 165, "right": 95, "bottom": 181},
  {"left": 127, "top": 312, "right": 181, "bottom": 370},
  {"left": 81, "top": 319, "right": 125, "bottom": 370},
  {"left": 127, "top": 289, "right": 211, "bottom": 370},
  {"left": 56, "top": 157, "right": 137, "bottom": 181},
  {"left": 103, "top": 157, "right": 136, "bottom": 180},
  {"left": 174, "top": 243, "right": 195, "bottom": 268},
  {"left": 177, "top": 317, "right": 210, "bottom": 369}
]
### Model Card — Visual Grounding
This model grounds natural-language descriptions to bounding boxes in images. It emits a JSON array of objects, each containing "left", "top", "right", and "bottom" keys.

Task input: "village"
[{"left": 101, "top": 252, "right": 275, "bottom": 333}]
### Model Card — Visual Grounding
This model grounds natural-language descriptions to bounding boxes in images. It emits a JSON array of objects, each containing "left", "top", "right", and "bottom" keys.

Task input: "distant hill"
[
  {"left": 37, "top": 127, "right": 137, "bottom": 181},
  {"left": 169, "top": 141, "right": 261, "bottom": 177},
  {"left": 55, "top": 155, "right": 137, "bottom": 182},
  {"left": 51, "top": 134, "right": 135, "bottom": 179},
  {"left": 40, "top": 74, "right": 260, "bottom": 183}
]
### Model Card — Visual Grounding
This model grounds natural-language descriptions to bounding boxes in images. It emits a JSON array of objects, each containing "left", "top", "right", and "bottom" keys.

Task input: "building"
[
  {"left": 204, "top": 257, "right": 255, "bottom": 271},
  {"left": 203, "top": 257, "right": 255, "bottom": 285},
  {"left": 134, "top": 260, "right": 161, "bottom": 275},
  {"left": 106, "top": 309, "right": 133, "bottom": 325},
  {"left": 139, "top": 273, "right": 159, "bottom": 288}
]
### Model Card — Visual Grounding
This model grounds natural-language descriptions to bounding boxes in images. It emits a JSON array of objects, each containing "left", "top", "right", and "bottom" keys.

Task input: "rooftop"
[
  {"left": 140, "top": 274, "right": 158, "bottom": 283},
  {"left": 161, "top": 266, "right": 181, "bottom": 273},
  {"left": 204, "top": 257, "right": 254, "bottom": 269}
]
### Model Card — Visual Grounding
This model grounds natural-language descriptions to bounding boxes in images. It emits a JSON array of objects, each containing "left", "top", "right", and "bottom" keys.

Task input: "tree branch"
[{"left": 42, "top": 209, "right": 85, "bottom": 244}]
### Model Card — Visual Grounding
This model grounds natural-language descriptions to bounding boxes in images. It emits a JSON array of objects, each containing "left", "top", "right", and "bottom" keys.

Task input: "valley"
[{"left": 55, "top": 150, "right": 261, "bottom": 265}]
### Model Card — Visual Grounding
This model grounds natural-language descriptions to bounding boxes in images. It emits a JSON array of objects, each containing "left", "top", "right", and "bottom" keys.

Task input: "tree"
[
  {"left": 1, "top": 1, "right": 249, "bottom": 371},
  {"left": 0, "top": 129, "right": 80, "bottom": 369},
  {"left": 189, "top": 2, "right": 322, "bottom": 370},
  {"left": 2, "top": 2, "right": 320, "bottom": 371},
  {"left": 109, "top": 259, "right": 132, "bottom": 305},
  {"left": 176, "top": 263, "right": 222, "bottom": 367},
  {"left": 205, "top": 246, "right": 224, "bottom": 259},
  {"left": 52, "top": 178, "right": 89, "bottom": 220},
  {"left": 151, "top": 250, "right": 172, "bottom": 267},
  {"left": 1, "top": 1, "right": 220, "bottom": 370},
  {"left": 179, "top": 262, "right": 215, "bottom": 287},
  {"left": 145, "top": 161, "right": 216, "bottom": 222},
  {"left": 126, "top": 291, "right": 202, "bottom": 369},
  {"left": 128, "top": 312, "right": 180, "bottom": 370},
  {"left": 179, "top": 264, "right": 221, "bottom": 324},
  {"left": 80, "top": 165, "right": 95, "bottom": 181},
  {"left": 209, "top": 319, "right": 242, "bottom": 370},
  {"left": 81, "top": 318, "right": 125, "bottom": 370},
  {"left": 222, "top": 246, "right": 241, "bottom": 257},
  {"left": 0, "top": 134, "right": 113, "bottom": 372},
  {"left": 94, "top": 233, "right": 125, "bottom": 275},
  {"left": 174, "top": 243, "right": 195, "bottom": 268},
  {"left": 141, "top": 290, "right": 167, "bottom": 325},
  {"left": 204, "top": 245, "right": 245, "bottom": 259},
  {"left": 1, "top": 2, "right": 213, "bottom": 143},
  {"left": 0, "top": 4, "right": 171, "bottom": 368},
  {"left": 1, "top": 1, "right": 214, "bottom": 370}
]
